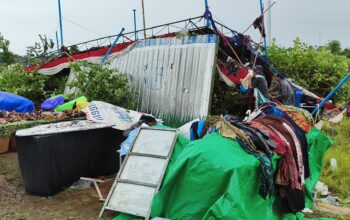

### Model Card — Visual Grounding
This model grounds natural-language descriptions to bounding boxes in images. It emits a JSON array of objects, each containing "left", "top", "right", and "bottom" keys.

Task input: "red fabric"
[
  {"left": 218, "top": 65, "right": 248, "bottom": 85},
  {"left": 25, "top": 33, "right": 176, "bottom": 72},
  {"left": 251, "top": 118, "right": 301, "bottom": 190},
  {"left": 314, "top": 98, "right": 337, "bottom": 111}
]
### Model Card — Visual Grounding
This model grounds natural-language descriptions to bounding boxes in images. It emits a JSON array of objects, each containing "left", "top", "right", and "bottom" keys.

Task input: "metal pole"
[
  {"left": 204, "top": 0, "right": 210, "bottom": 27},
  {"left": 55, "top": 31, "right": 60, "bottom": 52},
  {"left": 259, "top": 0, "right": 269, "bottom": 59},
  {"left": 266, "top": 0, "right": 272, "bottom": 44},
  {"left": 58, "top": 0, "right": 64, "bottom": 47},
  {"left": 312, "top": 72, "right": 350, "bottom": 115},
  {"left": 133, "top": 9, "right": 137, "bottom": 41},
  {"left": 101, "top": 28, "right": 125, "bottom": 64},
  {"left": 141, "top": 0, "right": 147, "bottom": 39}
]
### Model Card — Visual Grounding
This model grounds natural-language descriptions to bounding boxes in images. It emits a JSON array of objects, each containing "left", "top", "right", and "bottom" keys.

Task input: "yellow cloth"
[
  {"left": 207, "top": 116, "right": 257, "bottom": 151},
  {"left": 277, "top": 105, "right": 313, "bottom": 133},
  {"left": 76, "top": 100, "right": 90, "bottom": 112}
]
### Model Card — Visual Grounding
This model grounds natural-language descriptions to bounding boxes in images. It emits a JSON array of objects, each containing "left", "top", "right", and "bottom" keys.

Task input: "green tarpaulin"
[
  {"left": 54, "top": 96, "right": 87, "bottom": 112},
  {"left": 113, "top": 127, "right": 333, "bottom": 220}
]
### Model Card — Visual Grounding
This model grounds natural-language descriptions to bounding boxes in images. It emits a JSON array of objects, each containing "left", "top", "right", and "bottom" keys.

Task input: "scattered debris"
[
  {"left": 302, "top": 208, "right": 313, "bottom": 213},
  {"left": 344, "top": 197, "right": 350, "bottom": 204},
  {"left": 320, "top": 196, "right": 341, "bottom": 207},
  {"left": 315, "top": 181, "right": 330, "bottom": 197},
  {"left": 70, "top": 179, "right": 92, "bottom": 190},
  {"left": 330, "top": 158, "right": 337, "bottom": 172},
  {"left": 0, "top": 110, "right": 82, "bottom": 124},
  {"left": 316, "top": 202, "right": 350, "bottom": 216}
]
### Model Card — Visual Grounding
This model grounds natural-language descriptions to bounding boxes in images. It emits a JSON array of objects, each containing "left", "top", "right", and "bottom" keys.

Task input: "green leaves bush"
[
  {"left": 69, "top": 61, "right": 134, "bottom": 108},
  {"left": 0, "top": 64, "right": 67, "bottom": 105},
  {"left": 0, "top": 64, "right": 48, "bottom": 103},
  {"left": 269, "top": 38, "right": 350, "bottom": 103}
]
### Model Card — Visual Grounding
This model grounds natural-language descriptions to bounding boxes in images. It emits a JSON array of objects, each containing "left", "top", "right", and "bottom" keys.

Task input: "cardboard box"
[{"left": 0, "top": 137, "right": 10, "bottom": 154}]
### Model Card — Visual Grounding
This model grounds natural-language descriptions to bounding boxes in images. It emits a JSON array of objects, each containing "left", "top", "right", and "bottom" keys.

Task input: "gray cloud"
[{"left": 1, "top": 0, "right": 349, "bottom": 55}]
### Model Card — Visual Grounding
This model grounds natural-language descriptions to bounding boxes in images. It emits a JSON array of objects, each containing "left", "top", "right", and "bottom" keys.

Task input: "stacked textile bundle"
[{"left": 205, "top": 103, "right": 314, "bottom": 213}]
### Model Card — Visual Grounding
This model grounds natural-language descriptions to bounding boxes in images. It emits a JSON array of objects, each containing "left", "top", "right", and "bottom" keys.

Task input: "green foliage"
[
  {"left": 0, "top": 33, "right": 16, "bottom": 65},
  {"left": 44, "top": 74, "right": 68, "bottom": 96},
  {"left": 320, "top": 118, "right": 350, "bottom": 200},
  {"left": 0, "top": 64, "right": 48, "bottom": 103},
  {"left": 211, "top": 71, "right": 248, "bottom": 118},
  {"left": 269, "top": 38, "right": 350, "bottom": 103},
  {"left": 326, "top": 40, "right": 342, "bottom": 55},
  {"left": 0, "top": 64, "right": 67, "bottom": 104},
  {"left": 68, "top": 61, "right": 135, "bottom": 108},
  {"left": 69, "top": 45, "right": 80, "bottom": 54}
]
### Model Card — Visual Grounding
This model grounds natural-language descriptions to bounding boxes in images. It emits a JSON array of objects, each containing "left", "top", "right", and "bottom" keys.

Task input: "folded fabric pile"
[{"left": 203, "top": 103, "right": 314, "bottom": 214}]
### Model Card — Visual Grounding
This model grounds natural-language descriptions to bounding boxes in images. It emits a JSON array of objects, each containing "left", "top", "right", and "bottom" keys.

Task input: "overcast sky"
[{"left": 1, "top": 0, "right": 349, "bottom": 55}]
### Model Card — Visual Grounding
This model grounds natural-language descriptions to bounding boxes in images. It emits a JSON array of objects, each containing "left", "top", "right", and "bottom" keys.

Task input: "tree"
[
  {"left": 341, "top": 48, "right": 350, "bottom": 59},
  {"left": 26, "top": 34, "right": 55, "bottom": 65},
  {"left": 326, "top": 40, "right": 342, "bottom": 55},
  {"left": 0, "top": 33, "right": 16, "bottom": 65},
  {"left": 68, "top": 61, "right": 135, "bottom": 108}
]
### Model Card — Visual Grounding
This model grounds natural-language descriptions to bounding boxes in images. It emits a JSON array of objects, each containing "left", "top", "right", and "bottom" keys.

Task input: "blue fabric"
[
  {"left": 190, "top": 127, "right": 195, "bottom": 141},
  {"left": 240, "top": 84, "right": 249, "bottom": 94},
  {"left": 120, "top": 127, "right": 140, "bottom": 156},
  {"left": 295, "top": 90, "right": 303, "bottom": 107},
  {"left": 197, "top": 120, "right": 206, "bottom": 138},
  {"left": 0, "top": 91, "right": 34, "bottom": 113},
  {"left": 190, "top": 120, "right": 206, "bottom": 141},
  {"left": 40, "top": 96, "right": 65, "bottom": 110}
]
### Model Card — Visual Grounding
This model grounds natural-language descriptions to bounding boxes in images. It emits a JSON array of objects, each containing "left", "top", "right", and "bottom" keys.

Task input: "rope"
[
  {"left": 253, "top": 35, "right": 263, "bottom": 68},
  {"left": 203, "top": 9, "right": 244, "bottom": 66}
]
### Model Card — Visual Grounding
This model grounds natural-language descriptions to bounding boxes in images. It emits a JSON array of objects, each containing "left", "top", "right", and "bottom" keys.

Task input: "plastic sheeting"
[
  {"left": 114, "top": 127, "right": 332, "bottom": 220},
  {"left": 0, "top": 91, "right": 34, "bottom": 113},
  {"left": 16, "top": 126, "right": 125, "bottom": 196}
]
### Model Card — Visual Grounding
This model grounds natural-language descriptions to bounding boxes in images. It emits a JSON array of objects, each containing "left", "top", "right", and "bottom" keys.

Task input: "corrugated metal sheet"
[{"left": 109, "top": 34, "right": 218, "bottom": 124}]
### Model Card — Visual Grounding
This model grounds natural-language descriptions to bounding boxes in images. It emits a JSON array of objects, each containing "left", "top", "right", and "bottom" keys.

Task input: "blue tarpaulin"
[{"left": 0, "top": 91, "right": 34, "bottom": 113}]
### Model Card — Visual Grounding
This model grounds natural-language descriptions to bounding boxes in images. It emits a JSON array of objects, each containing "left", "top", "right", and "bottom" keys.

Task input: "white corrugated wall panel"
[{"left": 109, "top": 34, "right": 218, "bottom": 124}]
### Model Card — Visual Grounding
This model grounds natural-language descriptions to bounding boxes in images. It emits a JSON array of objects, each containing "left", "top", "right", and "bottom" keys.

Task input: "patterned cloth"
[
  {"left": 277, "top": 105, "right": 313, "bottom": 133},
  {"left": 208, "top": 116, "right": 274, "bottom": 199}
]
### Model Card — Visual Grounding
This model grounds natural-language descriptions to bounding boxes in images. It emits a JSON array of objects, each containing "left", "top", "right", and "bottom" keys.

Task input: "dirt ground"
[
  {"left": 0, "top": 153, "right": 118, "bottom": 220},
  {"left": 1, "top": 152, "right": 349, "bottom": 220}
]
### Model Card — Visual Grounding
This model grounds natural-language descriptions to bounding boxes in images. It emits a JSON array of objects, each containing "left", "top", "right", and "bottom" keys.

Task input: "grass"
[
  {"left": 319, "top": 118, "right": 350, "bottom": 201},
  {"left": 0, "top": 156, "right": 21, "bottom": 185},
  {"left": 305, "top": 210, "right": 350, "bottom": 220}
]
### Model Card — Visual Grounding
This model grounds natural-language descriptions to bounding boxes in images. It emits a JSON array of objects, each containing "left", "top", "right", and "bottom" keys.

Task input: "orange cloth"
[{"left": 277, "top": 106, "right": 312, "bottom": 133}]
